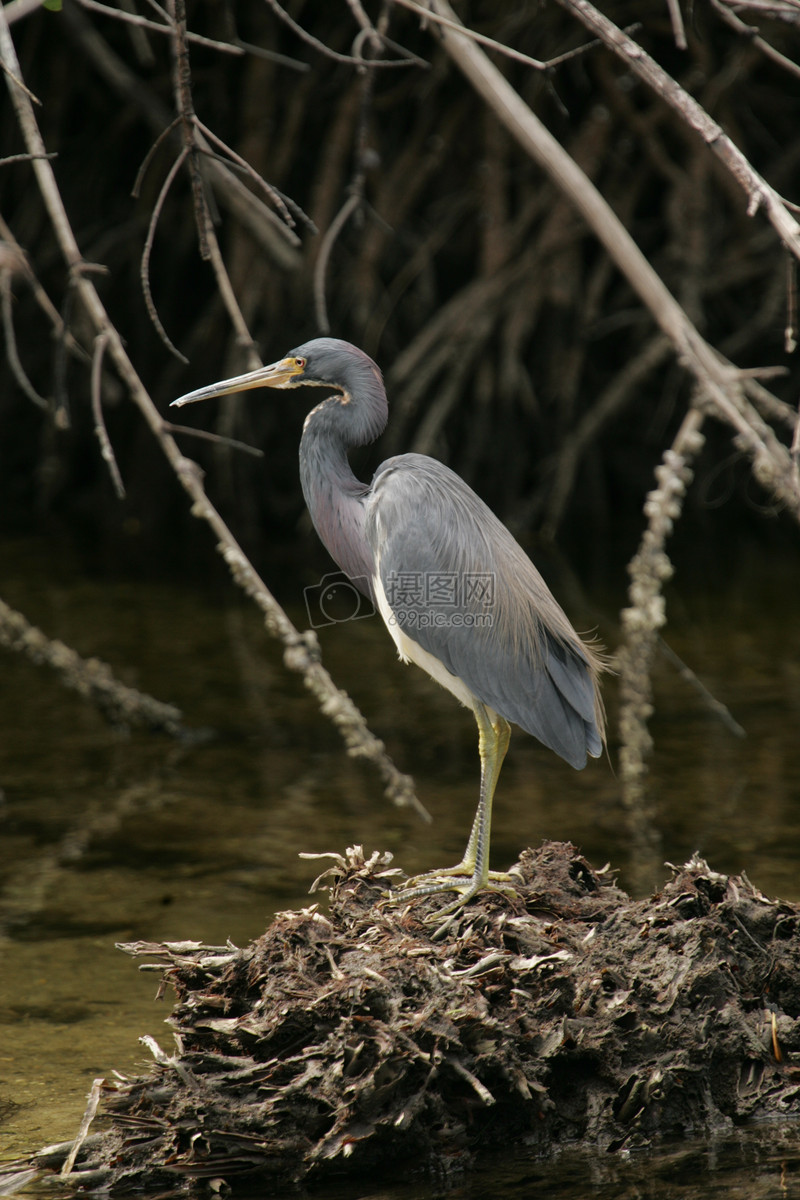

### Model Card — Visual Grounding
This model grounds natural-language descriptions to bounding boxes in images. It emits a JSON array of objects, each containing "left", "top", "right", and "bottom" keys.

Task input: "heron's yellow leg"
[
  {"left": 398, "top": 703, "right": 515, "bottom": 912},
  {"left": 458, "top": 703, "right": 511, "bottom": 880}
]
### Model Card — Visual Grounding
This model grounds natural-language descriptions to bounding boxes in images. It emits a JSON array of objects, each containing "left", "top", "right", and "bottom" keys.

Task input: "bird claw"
[
  {"left": 400, "top": 866, "right": 516, "bottom": 895},
  {"left": 385, "top": 869, "right": 518, "bottom": 938}
]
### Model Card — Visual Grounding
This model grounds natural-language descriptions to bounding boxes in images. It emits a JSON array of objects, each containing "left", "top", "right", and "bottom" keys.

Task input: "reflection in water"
[{"left": 0, "top": 539, "right": 798, "bottom": 1195}]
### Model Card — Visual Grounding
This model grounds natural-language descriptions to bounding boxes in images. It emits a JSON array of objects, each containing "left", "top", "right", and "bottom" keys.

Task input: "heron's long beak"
[{"left": 170, "top": 357, "right": 303, "bottom": 408}]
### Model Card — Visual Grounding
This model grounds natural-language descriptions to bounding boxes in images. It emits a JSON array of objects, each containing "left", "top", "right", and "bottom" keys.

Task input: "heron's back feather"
[{"left": 366, "top": 454, "right": 605, "bottom": 769}]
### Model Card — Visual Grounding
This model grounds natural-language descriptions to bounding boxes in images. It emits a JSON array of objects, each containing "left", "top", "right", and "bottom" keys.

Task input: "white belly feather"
[{"left": 372, "top": 568, "right": 477, "bottom": 710}]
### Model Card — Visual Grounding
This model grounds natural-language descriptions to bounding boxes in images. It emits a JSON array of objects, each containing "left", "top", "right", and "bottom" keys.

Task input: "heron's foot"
[
  {"left": 401, "top": 863, "right": 514, "bottom": 894},
  {"left": 388, "top": 866, "right": 517, "bottom": 938}
]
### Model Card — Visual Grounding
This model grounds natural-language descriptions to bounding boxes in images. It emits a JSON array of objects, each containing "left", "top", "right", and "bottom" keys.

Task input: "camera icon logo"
[{"left": 303, "top": 572, "right": 376, "bottom": 629}]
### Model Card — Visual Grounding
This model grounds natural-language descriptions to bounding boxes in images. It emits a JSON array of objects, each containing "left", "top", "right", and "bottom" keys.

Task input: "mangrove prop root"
[{"left": 3, "top": 842, "right": 799, "bottom": 1194}]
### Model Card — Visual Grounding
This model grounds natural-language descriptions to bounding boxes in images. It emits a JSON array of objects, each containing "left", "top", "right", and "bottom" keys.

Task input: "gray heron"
[{"left": 172, "top": 338, "right": 606, "bottom": 914}]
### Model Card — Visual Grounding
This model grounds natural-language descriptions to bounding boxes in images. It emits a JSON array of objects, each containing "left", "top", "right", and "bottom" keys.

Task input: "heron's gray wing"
[{"left": 366, "top": 454, "right": 603, "bottom": 769}]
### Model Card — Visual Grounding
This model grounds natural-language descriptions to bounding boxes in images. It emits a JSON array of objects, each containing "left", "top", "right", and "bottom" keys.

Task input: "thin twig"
[
  {"left": 131, "top": 114, "right": 182, "bottom": 198},
  {"left": 657, "top": 638, "right": 746, "bottom": 738},
  {"left": 665, "top": 0, "right": 688, "bottom": 49},
  {"left": 162, "top": 420, "right": 265, "bottom": 458},
  {"left": 197, "top": 143, "right": 313, "bottom": 233},
  {"left": 393, "top": 0, "right": 547, "bottom": 69},
  {"left": 0, "top": 54, "right": 40, "bottom": 102},
  {"left": 61, "top": 1080, "right": 104, "bottom": 1177},
  {"left": 75, "top": 0, "right": 247, "bottom": 56},
  {"left": 186, "top": 0, "right": 308, "bottom": 68},
  {"left": 264, "top": 0, "right": 416, "bottom": 67},
  {"left": 394, "top": 0, "right": 614, "bottom": 71},
  {"left": 140, "top": 146, "right": 191, "bottom": 362},
  {"left": 228, "top": 34, "right": 311, "bottom": 70},
  {"left": 314, "top": 192, "right": 360, "bottom": 333},
  {"left": 91, "top": 330, "right": 126, "bottom": 499},
  {"left": 314, "top": 45, "right": 383, "bottom": 332},
  {"left": 0, "top": 149, "right": 55, "bottom": 165},
  {"left": 347, "top": 0, "right": 428, "bottom": 65},
  {"left": 0, "top": 263, "right": 49, "bottom": 410},
  {"left": 194, "top": 118, "right": 304, "bottom": 230}
]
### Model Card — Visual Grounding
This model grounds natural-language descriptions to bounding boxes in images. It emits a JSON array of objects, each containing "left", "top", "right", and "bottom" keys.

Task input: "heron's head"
[{"left": 171, "top": 338, "right": 382, "bottom": 409}]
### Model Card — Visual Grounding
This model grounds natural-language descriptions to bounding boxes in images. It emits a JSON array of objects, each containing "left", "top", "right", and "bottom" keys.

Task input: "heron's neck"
[{"left": 299, "top": 393, "right": 385, "bottom": 588}]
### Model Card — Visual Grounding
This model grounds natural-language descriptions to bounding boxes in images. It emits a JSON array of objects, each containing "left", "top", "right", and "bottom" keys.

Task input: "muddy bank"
[{"left": 3, "top": 842, "right": 799, "bottom": 1193}]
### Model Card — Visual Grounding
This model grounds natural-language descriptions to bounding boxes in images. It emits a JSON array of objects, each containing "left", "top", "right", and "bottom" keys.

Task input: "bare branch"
[
  {"left": 745, "top": 378, "right": 798, "bottom": 431},
  {"left": 617, "top": 408, "right": 707, "bottom": 860},
  {"left": 787, "top": 253, "right": 798, "bottom": 353},
  {"left": 194, "top": 118, "right": 308, "bottom": 231},
  {"left": 161, "top": 1, "right": 264, "bottom": 362},
  {"left": 0, "top": 594, "right": 184, "bottom": 734},
  {"left": 170, "top": 0, "right": 209, "bottom": 261},
  {"left": 711, "top": 0, "right": 800, "bottom": 79},
  {"left": 63, "top": 3, "right": 303, "bottom": 266},
  {"left": 555, "top": 0, "right": 800, "bottom": 261},
  {"left": 429, "top": 0, "right": 800, "bottom": 523},
  {"left": 0, "top": 4, "right": 424, "bottom": 818},
  {"left": 791, "top": 400, "right": 800, "bottom": 497},
  {"left": 730, "top": 0, "right": 800, "bottom": 22},
  {"left": 0, "top": 214, "right": 89, "bottom": 362}
]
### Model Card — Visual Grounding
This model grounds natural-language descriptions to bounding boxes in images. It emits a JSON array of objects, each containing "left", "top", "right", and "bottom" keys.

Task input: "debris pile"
[{"left": 5, "top": 842, "right": 800, "bottom": 1193}]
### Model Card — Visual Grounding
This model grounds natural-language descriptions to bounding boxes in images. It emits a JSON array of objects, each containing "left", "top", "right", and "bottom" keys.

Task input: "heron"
[{"left": 172, "top": 338, "right": 605, "bottom": 914}]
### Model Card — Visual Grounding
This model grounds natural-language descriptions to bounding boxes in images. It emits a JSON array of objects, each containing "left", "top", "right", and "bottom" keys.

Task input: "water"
[{"left": 0, "top": 535, "right": 799, "bottom": 1194}]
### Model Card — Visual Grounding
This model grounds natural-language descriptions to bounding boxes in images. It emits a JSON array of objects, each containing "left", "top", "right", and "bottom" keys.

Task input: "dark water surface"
[{"left": 1, "top": 535, "right": 799, "bottom": 1195}]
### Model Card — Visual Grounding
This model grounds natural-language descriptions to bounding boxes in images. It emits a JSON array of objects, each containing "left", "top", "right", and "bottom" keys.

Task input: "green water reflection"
[{"left": 0, "top": 536, "right": 799, "bottom": 1194}]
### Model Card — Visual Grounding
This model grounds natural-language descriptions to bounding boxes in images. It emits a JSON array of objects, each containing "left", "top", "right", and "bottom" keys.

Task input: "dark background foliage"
[{"left": 1, "top": 0, "right": 799, "bottom": 590}]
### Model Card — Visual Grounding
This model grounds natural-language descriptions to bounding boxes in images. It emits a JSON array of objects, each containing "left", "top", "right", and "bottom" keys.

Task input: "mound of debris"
[{"left": 4, "top": 842, "right": 800, "bottom": 1193}]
